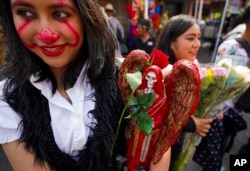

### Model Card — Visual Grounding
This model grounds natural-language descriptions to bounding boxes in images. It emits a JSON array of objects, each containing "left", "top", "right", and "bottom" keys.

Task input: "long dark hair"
[
  {"left": 230, "top": 5, "right": 250, "bottom": 30},
  {"left": 154, "top": 14, "right": 198, "bottom": 64},
  {"left": 242, "top": 5, "right": 250, "bottom": 25},
  {"left": 0, "top": 0, "right": 117, "bottom": 93}
]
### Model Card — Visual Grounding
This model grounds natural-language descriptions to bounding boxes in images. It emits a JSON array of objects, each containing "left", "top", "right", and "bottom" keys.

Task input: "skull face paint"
[{"left": 11, "top": 0, "right": 84, "bottom": 71}]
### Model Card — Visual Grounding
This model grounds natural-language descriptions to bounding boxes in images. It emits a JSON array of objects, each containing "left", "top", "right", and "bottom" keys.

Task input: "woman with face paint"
[
  {"left": 0, "top": 0, "right": 127, "bottom": 171},
  {"left": 154, "top": 14, "right": 213, "bottom": 170},
  {"left": 0, "top": 0, "right": 175, "bottom": 171}
]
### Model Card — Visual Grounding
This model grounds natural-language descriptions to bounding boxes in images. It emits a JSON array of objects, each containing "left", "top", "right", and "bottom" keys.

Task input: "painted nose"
[{"left": 37, "top": 28, "right": 59, "bottom": 44}]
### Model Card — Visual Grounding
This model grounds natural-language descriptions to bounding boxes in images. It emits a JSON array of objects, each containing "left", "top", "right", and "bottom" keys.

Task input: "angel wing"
[
  {"left": 118, "top": 50, "right": 151, "bottom": 104},
  {"left": 152, "top": 59, "right": 201, "bottom": 163}
]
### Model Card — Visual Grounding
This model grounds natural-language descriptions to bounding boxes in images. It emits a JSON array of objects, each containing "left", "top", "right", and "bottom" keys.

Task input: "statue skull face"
[{"left": 145, "top": 71, "right": 157, "bottom": 90}]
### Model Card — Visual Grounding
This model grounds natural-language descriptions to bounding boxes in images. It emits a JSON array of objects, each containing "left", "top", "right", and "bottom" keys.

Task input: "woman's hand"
[{"left": 191, "top": 116, "right": 213, "bottom": 137}]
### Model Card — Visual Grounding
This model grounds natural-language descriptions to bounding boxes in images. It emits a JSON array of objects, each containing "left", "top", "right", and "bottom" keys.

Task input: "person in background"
[
  {"left": 154, "top": 14, "right": 213, "bottom": 170},
  {"left": 160, "top": 10, "right": 169, "bottom": 27},
  {"left": 192, "top": 5, "right": 250, "bottom": 171},
  {"left": 215, "top": 4, "right": 250, "bottom": 117},
  {"left": 215, "top": 5, "right": 250, "bottom": 66},
  {"left": 129, "top": 18, "right": 156, "bottom": 54},
  {"left": 0, "top": 0, "right": 126, "bottom": 170},
  {"left": 104, "top": 3, "right": 126, "bottom": 55},
  {"left": 100, "top": 6, "right": 123, "bottom": 58}
]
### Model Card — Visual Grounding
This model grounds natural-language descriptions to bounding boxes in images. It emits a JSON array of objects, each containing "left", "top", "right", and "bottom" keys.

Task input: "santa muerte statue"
[{"left": 117, "top": 49, "right": 201, "bottom": 171}]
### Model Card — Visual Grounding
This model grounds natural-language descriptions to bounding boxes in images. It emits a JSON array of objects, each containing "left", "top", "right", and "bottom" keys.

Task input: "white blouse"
[{"left": 0, "top": 67, "right": 96, "bottom": 157}]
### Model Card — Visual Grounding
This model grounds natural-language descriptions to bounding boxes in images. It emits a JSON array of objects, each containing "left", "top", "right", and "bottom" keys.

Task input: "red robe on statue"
[{"left": 125, "top": 65, "right": 168, "bottom": 171}]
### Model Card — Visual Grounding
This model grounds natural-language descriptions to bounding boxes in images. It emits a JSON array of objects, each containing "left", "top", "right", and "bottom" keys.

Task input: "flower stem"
[{"left": 109, "top": 99, "right": 129, "bottom": 161}]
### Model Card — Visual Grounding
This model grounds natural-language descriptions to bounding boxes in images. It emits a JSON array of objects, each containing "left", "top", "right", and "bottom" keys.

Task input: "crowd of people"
[{"left": 0, "top": 0, "right": 249, "bottom": 171}]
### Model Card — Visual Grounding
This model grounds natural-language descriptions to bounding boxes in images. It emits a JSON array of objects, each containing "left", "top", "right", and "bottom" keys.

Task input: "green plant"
[{"left": 110, "top": 71, "right": 155, "bottom": 159}]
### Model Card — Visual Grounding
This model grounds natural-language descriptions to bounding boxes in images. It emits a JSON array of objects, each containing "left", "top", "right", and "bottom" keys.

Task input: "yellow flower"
[{"left": 206, "top": 69, "right": 213, "bottom": 77}]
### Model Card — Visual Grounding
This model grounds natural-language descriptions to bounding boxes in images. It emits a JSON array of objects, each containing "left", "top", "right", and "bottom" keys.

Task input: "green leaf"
[
  {"left": 138, "top": 92, "right": 156, "bottom": 109},
  {"left": 126, "top": 72, "right": 142, "bottom": 92},
  {"left": 137, "top": 111, "right": 153, "bottom": 136},
  {"left": 128, "top": 96, "right": 139, "bottom": 106}
]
